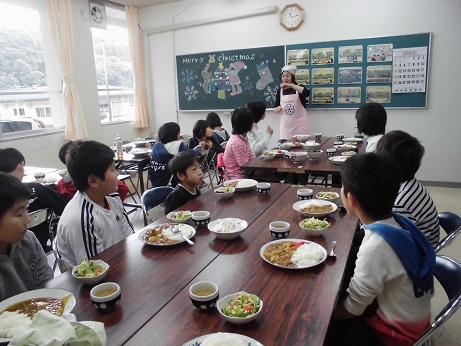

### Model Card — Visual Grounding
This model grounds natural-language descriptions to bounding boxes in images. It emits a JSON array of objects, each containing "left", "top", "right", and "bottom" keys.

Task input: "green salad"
[
  {"left": 221, "top": 292, "right": 261, "bottom": 318},
  {"left": 171, "top": 211, "right": 191, "bottom": 220},
  {"left": 300, "top": 217, "right": 331, "bottom": 230},
  {"left": 74, "top": 260, "right": 106, "bottom": 277},
  {"left": 316, "top": 191, "right": 338, "bottom": 199}
]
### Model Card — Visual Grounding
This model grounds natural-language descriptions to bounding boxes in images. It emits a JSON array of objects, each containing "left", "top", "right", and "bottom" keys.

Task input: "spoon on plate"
[{"left": 171, "top": 224, "right": 195, "bottom": 245}]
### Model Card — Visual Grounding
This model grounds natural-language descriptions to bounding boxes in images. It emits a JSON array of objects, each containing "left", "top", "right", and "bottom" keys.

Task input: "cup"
[
  {"left": 34, "top": 172, "right": 46, "bottom": 180},
  {"left": 314, "top": 133, "right": 322, "bottom": 140},
  {"left": 326, "top": 148, "right": 337, "bottom": 156},
  {"left": 90, "top": 282, "right": 121, "bottom": 312},
  {"left": 333, "top": 141, "right": 343, "bottom": 146},
  {"left": 256, "top": 182, "right": 271, "bottom": 194},
  {"left": 191, "top": 211, "right": 211, "bottom": 227},
  {"left": 269, "top": 221, "right": 290, "bottom": 239},
  {"left": 297, "top": 188, "right": 313, "bottom": 200},
  {"left": 336, "top": 134, "right": 345, "bottom": 140},
  {"left": 189, "top": 281, "right": 219, "bottom": 310}
]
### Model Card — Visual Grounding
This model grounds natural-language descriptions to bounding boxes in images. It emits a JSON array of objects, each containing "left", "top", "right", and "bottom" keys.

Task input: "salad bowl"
[
  {"left": 72, "top": 259, "right": 109, "bottom": 285},
  {"left": 217, "top": 292, "right": 263, "bottom": 324},
  {"left": 167, "top": 210, "right": 192, "bottom": 223},
  {"left": 299, "top": 217, "right": 331, "bottom": 237}
]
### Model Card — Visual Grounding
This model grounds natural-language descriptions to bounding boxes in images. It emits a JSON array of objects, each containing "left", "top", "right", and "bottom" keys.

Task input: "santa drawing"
[{"left": 228, "top": 61, "right": 247, "bottom": 96}]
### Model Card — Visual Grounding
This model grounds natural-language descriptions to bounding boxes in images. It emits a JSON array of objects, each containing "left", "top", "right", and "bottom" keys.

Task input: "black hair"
[
  {"left": 192, "top": 120, "right": 210, "bottom": 140},
  {"left": 376, "top": 130, "right": 424, "bottom": 182},
  {"left": 66, "top": 140, "right": 114, "bottom": 191},
  {"left": 231, "top": 107, "right": 254, "bottom": 135},
  {"left": 0, "top": 173, "right": 30, "bottom": 220},
  {"left": 206, "top": 112, "right": 222, "bottom": 129},
  {"left": 158, "top": 122, "right": 180, "bottom": 144},
  {"left": 279, "top": 71, "right": 297, "bottom": 84},
  {"left": 355, "top": 103, "right": 387, "bottom": 136},
  {"left": 168, "top": 151, "right": 200, "bottom": 177},
  {"left": 58, "top": 141, "right": 75, "bottom": 165},
  {"left": 246, "top": 101, "right": 267, "bottom": 124},
  {"left": 341, "top": 153, "right": 402, "bottom": 220},
  {"left": 0, "top": 148, "right": 25, "bottom": 173}
]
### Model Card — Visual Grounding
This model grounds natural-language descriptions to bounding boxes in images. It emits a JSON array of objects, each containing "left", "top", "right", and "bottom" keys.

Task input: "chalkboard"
[
  {"left": 287, "top": 33, "right": 431, "bottom": 109},
  {"left": 176, "top": 46, "right": 285, "bottom": 110}
]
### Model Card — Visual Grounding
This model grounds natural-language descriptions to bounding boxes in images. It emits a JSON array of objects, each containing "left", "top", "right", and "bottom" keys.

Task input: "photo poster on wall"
[
  {"left": 286, "top": 33, "right": 431, "bottom": 109},
  {"left": 176, "top": 46, "right": 285, "bottom": 110}
]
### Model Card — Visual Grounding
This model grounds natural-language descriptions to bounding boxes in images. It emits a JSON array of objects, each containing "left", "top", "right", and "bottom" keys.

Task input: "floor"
[{"left": 48, "top": 183, "right": 461, "bottom": 345}]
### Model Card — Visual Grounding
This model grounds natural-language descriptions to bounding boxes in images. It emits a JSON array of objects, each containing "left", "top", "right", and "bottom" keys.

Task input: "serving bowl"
[
  {"left": 217, "top": 292, "right": 263, "bottom": 324},
  {"left": 302, "top": 141, "right": 320, "bottom": 150},
  {"left": 306, "top": 149, "right": 323, "bottom": 160},
  {"left": 72, "top": 259, "right": 110, "bottom": 285},
  {"left": 167, "top": 210, "right": 192, "bottom": 223},
  {"left": 316, "top": 191, "right": 340, "bottom": 203},
  {"left": 214, "top": 186, "right": 235, "bottom": 199},
  {"left": 191, "top": 211, "right": 211, "bottom": 227},
  {"left": 299, "top": 217, "right": 331, "bottom": 237},
  {"left": 293, "top": 199, "right": 338, "bottom": 217},
  {"left": 90, "top": 282, "right": 121, "bottom": 312},
  {"left": 208, "top": 218, "right": 248, "bottom": 240},
  {"left": 262, "top": 152, "right": 276, "bottom": 161},
  {"left": 293, "top": 134, "right": 310, "bottom": 142},
  {"left": 189, "top": 281, "right": 219, "bottom": 310}
]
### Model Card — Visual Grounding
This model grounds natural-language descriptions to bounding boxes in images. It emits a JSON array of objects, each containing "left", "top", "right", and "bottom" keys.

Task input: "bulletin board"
[
  {"left": 176, "top": 46, "right": 285, "bottom": 110},
  {"left": 287, "top": 33, "right": 431, "bottom": 109}
]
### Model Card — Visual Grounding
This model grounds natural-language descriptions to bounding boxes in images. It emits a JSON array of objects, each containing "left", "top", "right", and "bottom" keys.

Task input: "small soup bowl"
[
  {"left": 191, "top": 211, "right": 211, "bottom": 227},
  {"left": 269, "top": 221, "right": 290, "bottom": 239},
  {"left": 256, "top": 182, "right": 271, "bottom": 194},
  {"left": 336, "top": 134, "right": 345, "bottom": 141},
  {"left": 189, "top": 281, "right": 219, "bottom": 310},
  {"left": 90, "top": 282, "right": 121, "bottom": 312},
  {"left": 297, "top": 188, "right": 313, "bottom": 200},
  {"left": 314, "top": 133, "right": 322, "bottom": 139},
  {"left": 326, "top": 148, "right": 337, "bottom": 156}
]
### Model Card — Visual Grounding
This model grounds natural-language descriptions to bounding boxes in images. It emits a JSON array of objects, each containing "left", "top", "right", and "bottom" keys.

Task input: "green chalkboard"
[
  {"left": 176, "top": 46, "right": 285, "bottom": 110},
  {"left": 287, "top": 33, "right": 431, "bottom": 109}
]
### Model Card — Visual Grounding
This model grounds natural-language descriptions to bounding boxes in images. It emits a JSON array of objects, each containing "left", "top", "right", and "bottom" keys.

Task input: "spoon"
[
  {"left": 171, "top": 224, "right": 195, "bottom": 245},
  {"left": 328, "top": 241, "right": 337, "bottom": 257}
]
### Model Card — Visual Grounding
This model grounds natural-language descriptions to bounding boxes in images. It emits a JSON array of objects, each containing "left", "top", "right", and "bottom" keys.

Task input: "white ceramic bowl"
[
  {"left": 72, "top": 259, "right": 109, "bottom": 285},
  {"left": 167, "top": 210, "right": 192, "bottom": 223},
  {"left": 306, "top": 149, "right": 323, "bottom": 160},
  {"left": 214, "top": 186, "right": 235, "bottom": 199},
  {"left": 293, "top": 134, "right": 310, "bottom": 142},
  {"left": 341, "top": 150, "right": 356, "bottom": 157},
  {"left": 279, "top": 142, "right": 292, "bottom": 150},
  {"left": 262, "top": 152, "right": 276, "bottom": 161},
  {"left": 302, "top": 141, "right": 320, "bottom": 150},
  {"left": 299, "top": 218, "right": 331, "bottom": 237},
  {"left": 293, "top": 199, "right": 338, "bottom": 217},
  {"left": 217, "top": 292, "right": 263, "bottom": 324},
  {"left": 208, "top": 218, "right": 248, "bottom": 240},
  {"left": 90, "top": 282, "right": 121, "bottom": 311},
  {"left": 315, "top": 191, "right": 340, "bottom": 203},
  {"left": 287, "top": 151, "right": 308, "bottom": 162},
  {"left": 334, "top": 144, "right": 357, "bottom": 152}
]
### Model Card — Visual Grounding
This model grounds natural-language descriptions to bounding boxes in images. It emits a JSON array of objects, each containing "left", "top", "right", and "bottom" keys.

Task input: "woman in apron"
[{"left": 274, "top": 65, "right": 310, "bottom": 140}]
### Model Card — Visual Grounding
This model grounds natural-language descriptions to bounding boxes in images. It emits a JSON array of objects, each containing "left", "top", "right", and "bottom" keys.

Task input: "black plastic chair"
[
  {"left": 435, "top": 212, "right": 461, "bottom": 253},
  {"left": 141, "top": 186, "right": 174, "bottom": 223},
  {"left": 413, "top": 256, "right": 461, "bottom": 345}
]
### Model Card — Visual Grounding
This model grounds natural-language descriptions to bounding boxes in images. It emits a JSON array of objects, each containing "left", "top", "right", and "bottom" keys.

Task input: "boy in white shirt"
[
  {"left": 56, "top": 140, "right": 134, "bottom": 267},
  {"left": 328, "top": 153, "right": 435, "bottom": 346}
]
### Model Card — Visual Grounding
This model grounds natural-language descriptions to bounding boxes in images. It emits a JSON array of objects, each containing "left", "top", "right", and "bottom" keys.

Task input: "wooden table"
[
  {"left": 126, "top": 186, "right": 358, "bottom": 346},
  {"left": 44, "top": 183, "right": 290, "bottom": 345}
]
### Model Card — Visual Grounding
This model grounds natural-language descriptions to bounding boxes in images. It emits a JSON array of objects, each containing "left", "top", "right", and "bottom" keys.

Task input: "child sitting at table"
[
  {"left": 247, "top": 100, "right": 273, "bottom": 156},
  {"left": 0, "top": 173, "right": 54, "bottom": 301},
  {"left": 355, "top": 102, "right": 387, "bottom": 152},
  {"left": 206, "top": 112, "right": 230, "bottom": 147},
  {"left": 376, "top": 130, "right": 440, "bottom": 247},
  {"left": 164, "top": 151, "right": 203, "bottom": 214},
  {"left": 56, "top": 141, "right": 129, "bottom": 201},
  {"left": 55, "top": 140, "right": 134, "bottom": 268},
  {"left": 188, "top": 119, "right": 224, "bottom": 162},
  {"left": 327, "top": 153, "right": 435, "bottom": 346},
  {"left": 223, "top": 107, "right": 255, "bottom": 179},
  {"left": 148, "top": 122, "right": 201, "bottom": 188},
  {"left": 0, "top": 147, "right": 68, "bottom": 253}
]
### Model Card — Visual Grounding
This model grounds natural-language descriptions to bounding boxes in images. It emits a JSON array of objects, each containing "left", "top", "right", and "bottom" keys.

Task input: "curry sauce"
[{"left": 1, "top": 294, "right": 72, "bottom": 318}]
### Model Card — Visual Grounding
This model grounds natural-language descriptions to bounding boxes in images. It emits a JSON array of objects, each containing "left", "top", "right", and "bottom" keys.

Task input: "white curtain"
[
  {"left": 46, "top": 0, "right": 88, "bottom": 139},
  {"left": 126, "top": 5, "right": 150, "bottom": 128}
]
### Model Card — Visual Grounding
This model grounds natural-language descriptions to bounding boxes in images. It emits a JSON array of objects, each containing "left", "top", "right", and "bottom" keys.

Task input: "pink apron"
[{"left": 279, "top": 89, "right": 309, "bottom": 140}]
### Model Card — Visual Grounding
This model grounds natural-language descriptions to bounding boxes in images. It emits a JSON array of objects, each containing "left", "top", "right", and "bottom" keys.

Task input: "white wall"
[{"left": 140, "top": 0, "right": 461, "bottom": 184}]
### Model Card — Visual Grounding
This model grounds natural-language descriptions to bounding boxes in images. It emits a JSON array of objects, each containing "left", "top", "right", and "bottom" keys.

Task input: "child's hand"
[
  {"left": 206, "top": 140, "right": 212, "bottom": 149},
  {"left": 266, "top": 126, "right": 273, "bottom": 135},
  {"left": 200, "top": 141, "right": 207, "bottom": 148}
]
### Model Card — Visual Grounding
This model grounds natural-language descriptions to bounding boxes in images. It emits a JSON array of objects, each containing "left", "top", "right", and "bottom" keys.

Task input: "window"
[
  {"left": 91, "top": 7, "right": 134, "bottom": 124},
  {"left": 0, "top": 1, "right": 63, "bottom": 134}
]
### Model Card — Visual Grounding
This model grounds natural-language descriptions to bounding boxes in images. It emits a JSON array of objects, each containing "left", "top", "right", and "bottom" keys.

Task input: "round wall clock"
[{"left": 280, "top": 4, "right": 305, "bottom": 31}]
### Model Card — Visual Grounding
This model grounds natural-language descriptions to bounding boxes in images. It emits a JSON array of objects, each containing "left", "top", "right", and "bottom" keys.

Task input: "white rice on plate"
[
  {"left": 0, "top": 311, "right": 32, "bottom": 338},
  {"left": 291, "top": 243, "right": 323, "bottom": 267},
  {"left": 201, "top": 332, "right": 247, "bottom": 346}
]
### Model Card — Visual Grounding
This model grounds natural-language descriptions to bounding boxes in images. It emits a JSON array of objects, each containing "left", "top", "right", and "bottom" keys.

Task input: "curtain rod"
[{"left": 144, "top": 6, "right": 278, "bottom": 35}]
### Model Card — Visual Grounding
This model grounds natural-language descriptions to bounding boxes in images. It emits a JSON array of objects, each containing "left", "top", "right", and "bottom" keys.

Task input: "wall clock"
[{"left": 280, "top": 4, "right": 304, "bottom": 31}]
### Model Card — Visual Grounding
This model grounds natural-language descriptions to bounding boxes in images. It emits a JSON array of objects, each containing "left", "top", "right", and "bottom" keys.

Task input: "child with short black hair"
[
  {"left": 188, "top": 119, "right": 224, "bottom": 162},
  {"left": 0, "top": 173, "right": 54, "bottom": 300},
  {"left": 56, "top": 140, "right": 134, "bottom": 267},
  {"left": 223, "top": 107, "right": 256, "bottom": 179},
  {"left": 355, "top": 103, "right": 387, "bottom": 152},
  {"left": 206, "top": 112, "right": 230, "bottom": 146},
  {"left": 247, "top": 100, "right": 273, "bottom": 156},
  {"left": 328, "top": 153, "right": 435, "bottom": 346},
  {"left": 148, "top": 122, "right": 200, "bottom": 188},
  {"left": 164, "top": 151, "right": 203, "bottom": 214},
  {"left": 377, "top": 130, "right": 440, "bottom": 247},
  {"left": 0, "top": 147, "right": 68, "bottom": 253}
]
